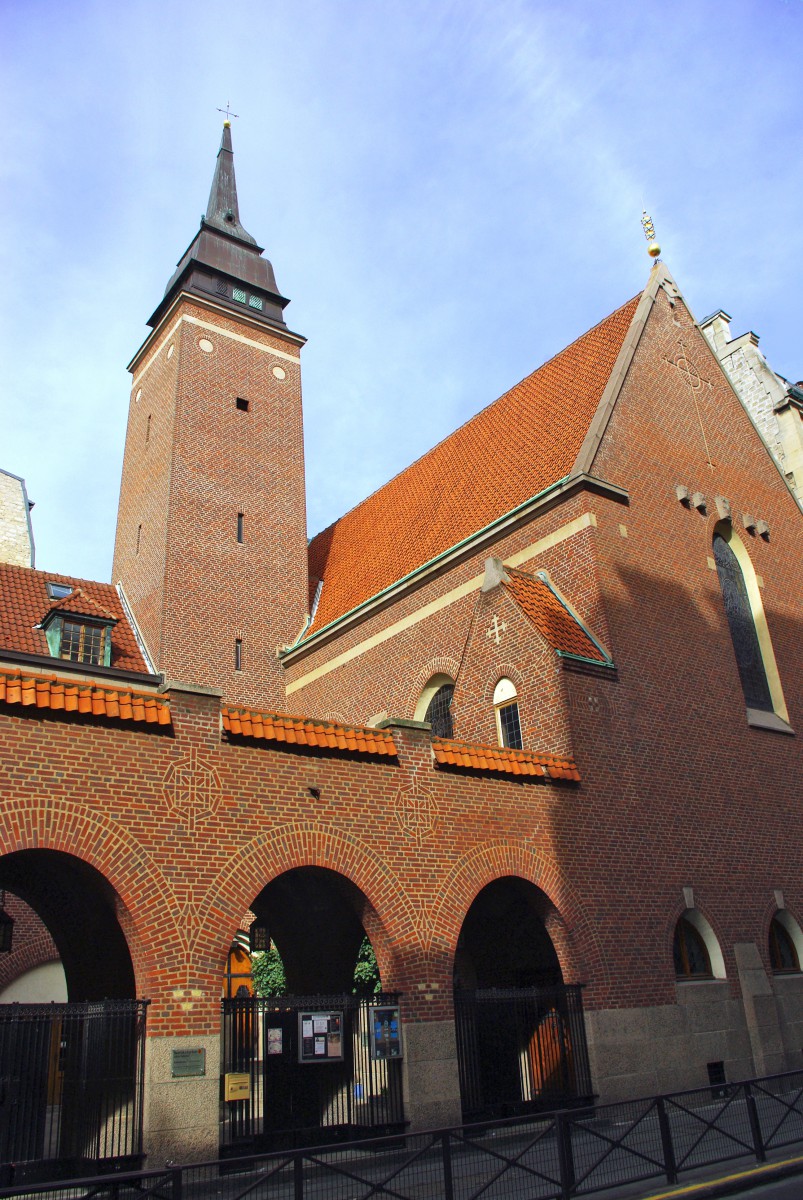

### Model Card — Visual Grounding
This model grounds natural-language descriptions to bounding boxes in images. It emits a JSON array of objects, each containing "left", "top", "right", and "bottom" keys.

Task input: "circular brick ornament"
[{"left": 198, "top": 338, "right": 214, "bottom": 354}]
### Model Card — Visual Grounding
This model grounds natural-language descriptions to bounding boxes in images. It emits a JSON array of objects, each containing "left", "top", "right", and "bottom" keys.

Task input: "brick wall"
[{"left": 113, "top": 298, "right": 309, "bottom": 707}]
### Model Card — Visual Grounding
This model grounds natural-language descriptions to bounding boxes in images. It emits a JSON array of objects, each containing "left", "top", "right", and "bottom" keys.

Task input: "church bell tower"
[{"left": 113, "top": 123, "right": 308, "bottom": 708}]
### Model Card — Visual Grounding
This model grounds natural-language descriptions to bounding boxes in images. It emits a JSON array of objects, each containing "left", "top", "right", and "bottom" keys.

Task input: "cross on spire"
[{"left": 216, "top": 101, "right": 239, "bottom": 125}]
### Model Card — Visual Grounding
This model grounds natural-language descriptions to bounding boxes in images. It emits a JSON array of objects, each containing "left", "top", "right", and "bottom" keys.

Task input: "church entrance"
[
  {"left": 453, "top": 877, "right": 593, "bottom": 1122},
  {"left": 0, "top": 852, "right": 146, "bottom": 1184},
  {"left": 220, "top": 867, "right": 404, "bottom": 1154}
]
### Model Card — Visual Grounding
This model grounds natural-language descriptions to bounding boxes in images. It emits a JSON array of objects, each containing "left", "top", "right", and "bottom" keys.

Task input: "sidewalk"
[{"left": 620, "top": 1150, "right": 803, "bottom": 1199}]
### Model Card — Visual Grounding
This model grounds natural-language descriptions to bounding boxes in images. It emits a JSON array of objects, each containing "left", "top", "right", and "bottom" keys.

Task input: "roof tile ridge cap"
[
  {"left": 222, "top": 704, "right": 393, "bottom": 740},
  {"left": 308, "top": 294, "right": 642, "bottom": 551}
]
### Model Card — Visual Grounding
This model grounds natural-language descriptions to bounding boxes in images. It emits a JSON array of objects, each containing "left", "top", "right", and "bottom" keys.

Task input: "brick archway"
[
  {"left": 0, "top": 797, "right": 178, "bottom": 999},
  {"left": 428, "top": 841, "right": 610, "bottom": 1001},
  {"left": 199, "top": 820, "right": 422, "bottom": 989}
]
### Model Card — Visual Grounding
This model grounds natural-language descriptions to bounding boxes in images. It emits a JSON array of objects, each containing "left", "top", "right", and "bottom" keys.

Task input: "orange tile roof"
[
  {"left": 0, "top": 667, "right": 171, "bottom": 725},
  {"left": 502, "top": 568, "right": 608, "bottom": 663},
  {"left": 306, "top": 295, "right": 640, "bottom": 634},
  {"left": 432, "top": 737, "right": 581, "bottom": 781},
  {"left": 222, "top": 707, "right": 398, "bottom": 757},
  {"left": 0, "top": 562, "right": 149, "bottom": 673}
]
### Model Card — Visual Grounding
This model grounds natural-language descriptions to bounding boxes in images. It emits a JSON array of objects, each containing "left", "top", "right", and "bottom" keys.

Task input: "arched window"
[
  {"left": 494, "top": 678, "right": 523, "bottom": 750},
  {"left": 673, "top": 909, "right": 725, "bottom": 980},
  {"left": 424, "top": 684, "right": 454, "bottom": 739},
  {"left": 769, "top": 913, "right": 802, "bottom": 974},
  {"left": 415, "top": 674, "right": 455, "bottom": 737},
  {"left": 711, "top": 523, "right": 789, "bottom": 730}
]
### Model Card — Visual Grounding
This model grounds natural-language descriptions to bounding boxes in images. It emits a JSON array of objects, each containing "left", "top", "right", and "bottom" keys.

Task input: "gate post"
[
  {"left": 142, "top": 1033, "right": 221, "bottom": 1164},
  {"left": 400, "top": 1018, "right": 463, "bottom": 1131}
]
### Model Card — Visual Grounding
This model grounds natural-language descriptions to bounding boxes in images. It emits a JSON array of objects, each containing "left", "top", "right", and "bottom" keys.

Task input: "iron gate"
[
  {"left": 221, "top": 993, "right": 404, "bottom": 1153},
  {"left": 0, "top": 1000, "right": 148, "bottom": 1185},
  {"left": 454, "top": 984, "right": 593, "bottom": 1122}
]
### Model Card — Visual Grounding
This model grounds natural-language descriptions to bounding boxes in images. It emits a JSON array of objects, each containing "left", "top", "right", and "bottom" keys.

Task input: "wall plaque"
[{"left": 171, "top": 1048, "right": 206, "bottom": 1078}]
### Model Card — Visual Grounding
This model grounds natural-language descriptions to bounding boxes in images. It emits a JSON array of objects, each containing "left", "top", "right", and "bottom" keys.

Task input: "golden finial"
[
  {"left": 641, "top": 209, "right": 661, "bottom": 259},
  {"left": 217, "top": 102, "right": 239, "bottom": 128}
]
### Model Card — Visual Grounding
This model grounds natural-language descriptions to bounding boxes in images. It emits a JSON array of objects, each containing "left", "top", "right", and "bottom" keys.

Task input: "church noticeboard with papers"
[
  {"left": 369, "top": 1004, "right": 403, "bottom": 1060},
  {"left": 298, "top": 1011, "right": 343, "bottom": 1063}
]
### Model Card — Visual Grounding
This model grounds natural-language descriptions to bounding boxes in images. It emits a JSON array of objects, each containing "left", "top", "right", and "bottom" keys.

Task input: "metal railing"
[
  {"left": 1, "top": 1067, "right": 801, "bottom": 1200},
  {"left": 0, "top": 1000, "right": 148, "bottom": 1185}
]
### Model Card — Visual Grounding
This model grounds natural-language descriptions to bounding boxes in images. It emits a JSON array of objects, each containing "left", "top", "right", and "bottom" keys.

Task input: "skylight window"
[{"left": 46, "top": 582, "right": 73, "bottom": 600}]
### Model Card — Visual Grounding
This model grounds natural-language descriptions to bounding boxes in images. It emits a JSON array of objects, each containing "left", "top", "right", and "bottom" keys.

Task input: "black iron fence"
[
  {"left": 454, "top": 984, "right": 593, "bottom": 1121},
  {"left": 4, "top": 1067, "right": 802, "bottom": 1200},
  {"left": 221, "top": 992, "right": 404, "bottom": 1153},
  {"left": 0, "top": 1000, "right": 148, "bottom": 1186}
]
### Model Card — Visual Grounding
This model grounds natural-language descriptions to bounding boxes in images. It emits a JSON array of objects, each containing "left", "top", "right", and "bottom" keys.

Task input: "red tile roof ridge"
[
  {"left": 307, "top": 293, "right": 642, "bottom": 546},
  {"left": 305, "top": 293, "right": 642, "bottom": 635},
  {"left": 0, "top": 665, "right": 171, "bottom": 726},
  {"left": 222, "top": 705, "right": 395, "bottom": 738},
  {"left": 432, "top": 736, "right": 579, "bottom": 771},
  {"left": 222, "top": 706, "right": 398, "bottom": 756}
]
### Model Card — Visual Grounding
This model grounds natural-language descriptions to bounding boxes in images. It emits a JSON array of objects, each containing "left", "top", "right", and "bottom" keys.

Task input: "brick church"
[{"left": 1, "top": 123, "right": 802, "bottom": 1172}]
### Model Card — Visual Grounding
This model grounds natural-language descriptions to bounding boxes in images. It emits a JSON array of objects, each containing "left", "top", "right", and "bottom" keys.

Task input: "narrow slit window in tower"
[
  {"left": 237, "top": 513, "right": 244, "bottom": 543},
  {"left": 235, "top": 639, "right": 242, "bottom": 671}
]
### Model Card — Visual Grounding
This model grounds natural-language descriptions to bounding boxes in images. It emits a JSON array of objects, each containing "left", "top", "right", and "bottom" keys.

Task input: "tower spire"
[
  {"left": 148, "top": 123, "right": 290, "bottom": 330},
  {"left": 203, "top": 123, "right": 257, "bottom": 246}
]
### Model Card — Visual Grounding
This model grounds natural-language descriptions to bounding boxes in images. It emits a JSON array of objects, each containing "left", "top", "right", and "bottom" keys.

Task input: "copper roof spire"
[
  {"left": 148, "top": 123, "right": 291, "bottom": 330},
  {"left": 203, "top": 122, "right": 257, "bottom": 246}
]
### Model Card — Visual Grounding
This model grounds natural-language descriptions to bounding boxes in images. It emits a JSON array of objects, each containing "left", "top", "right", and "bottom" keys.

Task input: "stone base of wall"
[
  {"left": 143, "top": 1035, "right": 221, "bottom": 1166},
  {"left": 587, "top": 978, "right": 803, "bottom": 1104},
  {"left": 401, "top": 1019, "right": 463, "bottom": 1131}
]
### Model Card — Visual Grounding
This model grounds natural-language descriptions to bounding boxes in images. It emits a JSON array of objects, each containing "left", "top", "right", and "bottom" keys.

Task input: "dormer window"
[{"left": 41, "top": 587, "right": 117, "bottom": 668}]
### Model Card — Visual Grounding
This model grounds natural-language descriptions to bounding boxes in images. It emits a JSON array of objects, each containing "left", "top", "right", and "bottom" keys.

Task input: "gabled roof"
[
  {"left": 502, "top": 567, "right": 610, "bottom": 664},
  {"left": 0, "top": 563, "right": 149, "bottom": 673},
  {"left": 306, "top": 293, "right": 641, "bottom": 636}
]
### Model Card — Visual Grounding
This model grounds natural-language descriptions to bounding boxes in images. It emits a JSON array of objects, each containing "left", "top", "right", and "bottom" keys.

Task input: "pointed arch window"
[
  {"left": 769, "top": 913, "right": 802, "bottom": 974},
  {"left": 711, "top": 523, "right": 790, "bottom": 731},
  {"left": 713, "top": 532, "right": 772, "bottom": 712},
  {"left": 673, "top": 916, "right": 712, "bottom": 979},
  {"left": 673, "top": 909, "right": 725, "bottom": 980}
]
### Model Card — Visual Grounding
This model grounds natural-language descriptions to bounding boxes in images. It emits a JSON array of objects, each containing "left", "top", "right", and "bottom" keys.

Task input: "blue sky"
[{"left": 2, "top": 0, "right": 801, "bottom": 582}]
